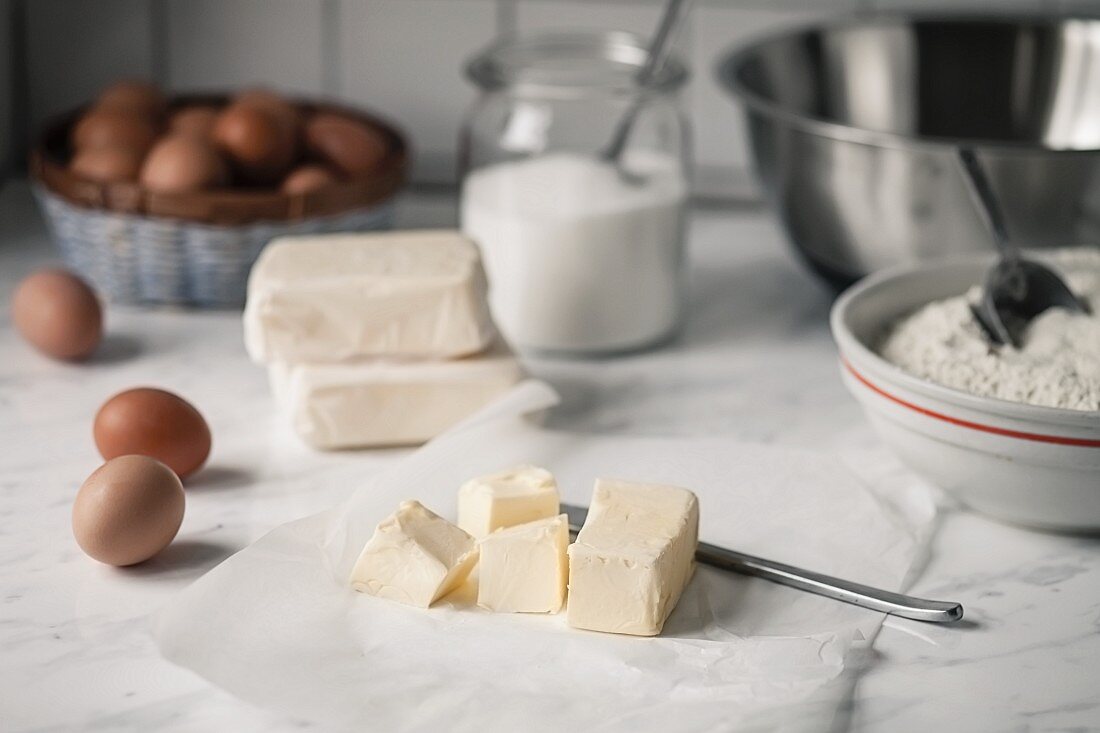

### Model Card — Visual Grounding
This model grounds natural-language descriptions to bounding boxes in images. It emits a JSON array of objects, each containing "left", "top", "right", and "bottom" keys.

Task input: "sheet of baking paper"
[{"left": 155, "top": 380, "right": 937, "bottom": 733}]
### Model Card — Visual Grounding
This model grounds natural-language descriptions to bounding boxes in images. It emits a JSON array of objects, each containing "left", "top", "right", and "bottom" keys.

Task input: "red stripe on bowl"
[{"left": 843, "top": 359, "right": 1100, "bottom": 448}]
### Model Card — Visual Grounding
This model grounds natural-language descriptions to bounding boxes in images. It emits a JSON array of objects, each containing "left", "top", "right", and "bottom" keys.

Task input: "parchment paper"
[{"left": 155, "top": 381, "right": 937, "bottom": 733}]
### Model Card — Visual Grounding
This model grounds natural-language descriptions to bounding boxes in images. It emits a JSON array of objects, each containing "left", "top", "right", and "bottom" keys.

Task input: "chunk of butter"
[
  {"left": 457, "top": 465, "right": 560, "bottom": 538},
  {"left": 268, "top": 339, "right": 524, "bottom": 449},
  {"left": 244, "top": 230, "right": 496, "bottom": 363},
  {"left": 567, "top": 479, "right": 699, "bottom": 636},
  {"left": 478, "top": 514, "right": 569, "bottom": 613},
  {"left": 349, "top": 500, "right": 478, "bottom": 608}
]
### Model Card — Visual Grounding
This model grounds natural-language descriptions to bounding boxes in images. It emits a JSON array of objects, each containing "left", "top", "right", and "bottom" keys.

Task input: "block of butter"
[
  {"left": 567, "top": 479, "right": 699, "bottom": 636},
  {"left": 349, "top": 500, "right": 478, "bottom": 608},
  {"left": 478, "top": 514, "right": 569, "bottom": 614},
  {"left": 457, "top": 465, "right": 560, "bottom": 538},
  {"left": 244, "top": 230, "right": 496, "bottom": 364},
  {"left": 269, "top": 339, "right": 524, "bottom": 449}
]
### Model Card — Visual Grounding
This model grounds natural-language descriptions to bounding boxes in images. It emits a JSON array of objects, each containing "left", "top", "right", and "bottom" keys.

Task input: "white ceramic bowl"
[{"left": 831, "top": 257, "right": 1100, "bottom": 532}]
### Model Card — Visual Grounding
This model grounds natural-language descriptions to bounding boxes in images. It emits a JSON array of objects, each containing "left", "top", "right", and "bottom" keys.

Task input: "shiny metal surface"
[
  {"left": 562, "top": 502, "right": 965, "bottom": 624},
  {"left": 718, "top": 15, "right": 1100, "bottom": 285}
]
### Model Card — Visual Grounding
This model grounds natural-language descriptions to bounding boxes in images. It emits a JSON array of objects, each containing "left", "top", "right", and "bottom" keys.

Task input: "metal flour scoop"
[{"left": 957, "top": 148, "right": 1091, "bottom": 348}]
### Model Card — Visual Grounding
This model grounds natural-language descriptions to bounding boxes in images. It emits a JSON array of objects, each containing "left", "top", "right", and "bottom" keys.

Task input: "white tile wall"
[
  {"left": 690, "top": 5, "right": 827, "bottom": 198},
  {"left": 165, "top": 0, "right": 326, "bottom": 94},
  {"left": 10, "top": 0, "right": 1084, "bottom": 194},
  {"left": 24, "top": 0, "right": 155, "bottom": 134},
  {"left": 337, "top": 0, "right": 500, "bottom": 184}
]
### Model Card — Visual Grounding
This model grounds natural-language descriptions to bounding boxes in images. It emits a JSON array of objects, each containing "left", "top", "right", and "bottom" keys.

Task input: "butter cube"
[
  {"left": 457, "top": 465, "right": 560, "bottom": 538},
  {"left": 245, "top": 230, "right": 496, "bottom": 363},
  {"left": 567, "top": 479, "right": 699, "bottom": 636},
  {"left": 478, "top": 514, "right": 569, "bottom": 613},
  {"left": 350, "top": 500, "right": 478, "bottom": 608}
]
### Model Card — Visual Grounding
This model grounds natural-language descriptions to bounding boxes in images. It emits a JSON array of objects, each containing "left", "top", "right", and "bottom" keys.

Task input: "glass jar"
[{"left": 460, "top": 31, "right": 691, "bottom": 355}]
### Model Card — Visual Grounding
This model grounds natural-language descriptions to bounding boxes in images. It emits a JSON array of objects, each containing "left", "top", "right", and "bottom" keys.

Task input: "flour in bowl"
[{"left": 878, "top": 248, "right": 1100, "bottom": 411}]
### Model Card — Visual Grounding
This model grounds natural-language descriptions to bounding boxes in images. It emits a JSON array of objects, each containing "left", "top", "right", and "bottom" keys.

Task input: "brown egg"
[
  {"left": 304, "top": 113, "right": 388, "bottom": 176},
  {"left": 94, "top": 387, "right": 212, "bottom": 478},
  {"left": 281, "top": 164, "right": 341, "bottom": 195},
  {"left": 72, "top": 455, "right": 185, "bottom": 566},
  {"left": 70, "top": 146, "right": 144, "bottom": 183},
  {"left": 233, "top": 91, "right": 302, "bottom": 162},
  {"left": 234, "top": 88, "right": 300, "bottom": 131},
  {"left": 12, "top": 269, "right": 102, "bottom": 361},
  {"left": 168, "top": 105, "right": 220, "bottom": 138},
  {"left": 212, "top": 103, "right": 298, "bottom": 184},
  {"left": 140, "top": 135, "right": 229, "bottom": 193},
  {"left": 97, "top": 80, "right": 166, "bottom": 118},
  {"left": 72, "top": 109, "right": 159, "bottom": 154}
]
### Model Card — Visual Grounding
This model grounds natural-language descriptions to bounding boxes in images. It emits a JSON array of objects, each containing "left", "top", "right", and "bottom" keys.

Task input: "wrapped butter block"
[
  {"left": 350, "top": 500, "right": 478, "bottom": 608},
  {"left": 478, "top": 514, "right": 569, "bottom": 613},
  {"left": 245, "top": 230, "right": 496, "bottom": 363},
  {"left": 269, "top": 339, "right": 524, "bottom": 449},
  {"left": 567, "top": 479, "right": 699, "bottom": 636},
  {"left": 457, "top": 465, "right": 559, "bottom": 538}
]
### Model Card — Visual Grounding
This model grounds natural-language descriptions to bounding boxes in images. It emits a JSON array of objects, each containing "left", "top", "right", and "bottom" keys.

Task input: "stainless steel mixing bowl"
[{"left": 718, "top": 15, "right": 1100, "bottom": 286}]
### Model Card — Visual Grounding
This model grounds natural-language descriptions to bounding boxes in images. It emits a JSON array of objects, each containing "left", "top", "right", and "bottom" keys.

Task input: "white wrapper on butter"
[
  {"left": 268, "top": 339, "right": 525, "bottom": 449},
  {"left": 156, "top": 381, "right": 939, "bottom": 733},
  {"left": 244, "top": 230, "right": 496, "bottom": 363}
]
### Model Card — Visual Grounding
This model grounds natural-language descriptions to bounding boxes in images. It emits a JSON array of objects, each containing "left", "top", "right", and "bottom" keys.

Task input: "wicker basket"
[{"left": 30, "top": 95, "right": 409, "bottom": 308}]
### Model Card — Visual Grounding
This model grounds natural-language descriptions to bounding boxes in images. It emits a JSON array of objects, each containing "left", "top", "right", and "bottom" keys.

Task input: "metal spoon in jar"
[
  {"left": 956, "top": 147, "right": 1090, "bottom": 348},
  {"left": 601, "top": 0, "right": 692, "bottom": 178}
]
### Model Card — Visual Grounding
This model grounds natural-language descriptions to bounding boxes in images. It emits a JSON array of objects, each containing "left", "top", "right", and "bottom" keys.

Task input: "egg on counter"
[
  {"left": 305, "top": 113, "right": 388, "bottom": 176},
  {"left": 72, "top": 109, "right": 159, "bottom": 155},
  {"left": 96, "top": 80, "right": 166, "bottom": 119},
  {"left": 70, "top": 145, "right": 144, "bottom": 183},
  {"left": 94, "top": 387, "right": 212, "bottom": 479},
  {"left": 12, "top": 269, "right": 103, "bottom": 361},
  {"left": 140, "top": 135, "right": 229, "bottom": 193},
  {"left": 281, "top": 164, "right": 341, "bottom": 195},
  {"left": 72, "top": 455, "right": 185, "bottom": 566},
  {"left": 212, "top": 102, "right": 298, "bottom": 184},
  {"left": 168, "top": 105, "right": 220, "bottom": 139}
]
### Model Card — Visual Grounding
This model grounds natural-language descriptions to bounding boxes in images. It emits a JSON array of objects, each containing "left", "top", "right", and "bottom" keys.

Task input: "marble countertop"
[{"left": 1, "top": 182, "right": 1097, "bottom": 732}]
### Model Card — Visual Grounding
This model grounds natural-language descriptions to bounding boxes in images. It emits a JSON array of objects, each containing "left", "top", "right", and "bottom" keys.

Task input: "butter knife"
[{"left": 561, "top": 503, "right": 963, "bottom": 624}]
